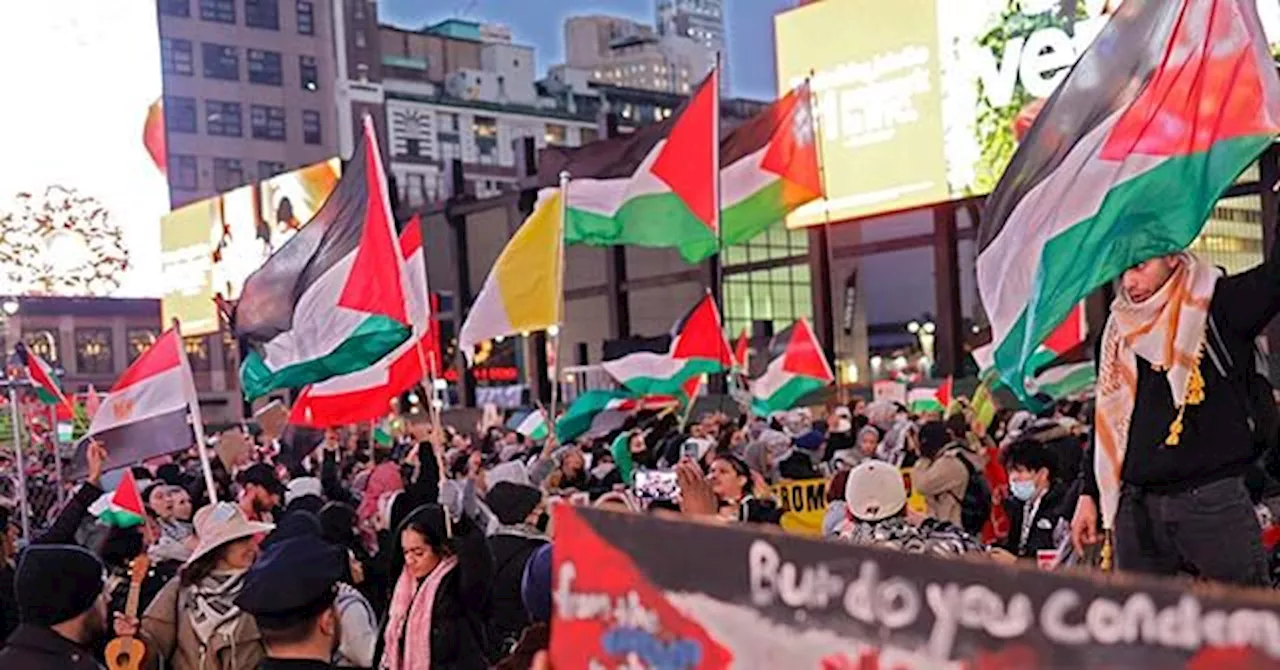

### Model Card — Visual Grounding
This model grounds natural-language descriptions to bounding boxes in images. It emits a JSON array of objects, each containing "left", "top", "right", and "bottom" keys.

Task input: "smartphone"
[
  {"left": 633, "top": 469, "right": 680, "bottom": 501},
  {"left": 680, "top": 439, "right": 701, "bottom": 461}
]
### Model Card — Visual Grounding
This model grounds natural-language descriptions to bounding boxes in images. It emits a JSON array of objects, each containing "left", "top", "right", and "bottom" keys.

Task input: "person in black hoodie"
[
  {"left": 483, "top": 481, "right": 548, "bottom": 659},
  {"left": 1072, "top": 239, "right": 1280, "bottom": 586},
  {"left": 999, "top": 439, "right": 1066, "bottom": 560}
]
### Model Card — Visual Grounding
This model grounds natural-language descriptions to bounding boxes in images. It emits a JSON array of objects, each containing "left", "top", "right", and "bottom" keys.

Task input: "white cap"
[
  {"left": 284, "top": 476, "right": 322, "bottom": 506},
  {"left": 844, "top": 461, "right": 907, "bottom": 522}
]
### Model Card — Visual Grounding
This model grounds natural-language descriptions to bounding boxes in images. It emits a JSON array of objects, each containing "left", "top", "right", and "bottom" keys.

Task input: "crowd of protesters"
[{"left": 0, "top": 374, "right": 1279, "bottom": 668}]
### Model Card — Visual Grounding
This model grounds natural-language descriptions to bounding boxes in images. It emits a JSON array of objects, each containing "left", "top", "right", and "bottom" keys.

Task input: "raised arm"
[{"left": 1214, "top": 223, "right": 1280, "bottom": 337}]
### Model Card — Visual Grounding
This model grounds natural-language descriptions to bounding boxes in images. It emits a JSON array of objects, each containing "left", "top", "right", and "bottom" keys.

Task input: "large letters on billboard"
[{"left": 776, "top": 0, "right": 1280, "bottom": 227}]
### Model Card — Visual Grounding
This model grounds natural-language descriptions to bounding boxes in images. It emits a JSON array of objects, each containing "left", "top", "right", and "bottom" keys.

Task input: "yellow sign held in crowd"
[{"left": 772, "top": 478, "right": 828, "bottom": 537}]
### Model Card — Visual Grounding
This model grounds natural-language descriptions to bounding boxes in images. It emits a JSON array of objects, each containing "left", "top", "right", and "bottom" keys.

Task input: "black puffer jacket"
[{"left": 485, "top": 531, "right": 547, "bottom": 658}]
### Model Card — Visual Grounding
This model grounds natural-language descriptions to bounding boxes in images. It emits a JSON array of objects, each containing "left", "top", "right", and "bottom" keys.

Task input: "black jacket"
[
  {"left": 0, "top": 625, "right": 103, "bottom": 670},
  {"left": 485, "top": 531, "right": 547, "bottom": 657},
  {"left": 1082, "top": 239, "right": 1280, "bottom": 498},
  {"left": 999, "top": 482, "right": 1067, "bottom": 559}
]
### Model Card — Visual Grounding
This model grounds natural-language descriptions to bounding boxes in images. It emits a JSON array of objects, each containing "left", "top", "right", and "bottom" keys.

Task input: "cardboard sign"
[
  {"left": 551, "top": 507, "right": 1280, "bottom": 669},
  {"left": 873, "top": 379, "right": 907, "bottom": 405},
  {"left": 254, "top": 400, "right": 288, "bottom": 443},
  {"left": 215, "top": 428, "right": 252, "bottom": 469},
  {"left": 771, "top": 478, "right": 828, "bottom": 537}
]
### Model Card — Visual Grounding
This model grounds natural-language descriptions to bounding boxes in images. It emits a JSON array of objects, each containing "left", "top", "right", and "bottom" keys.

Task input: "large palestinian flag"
[
  {"left": 601, "top": 294, "right": 733, "bottom": 395},
  {"left": 233, "top": 117, "right": 411, "bottom": 400},
  {"left": 555, "top": 390, "right": 681, "bottom": 443},
  {"left": 750, "top": 319, "right": 833, "bottom": 415},
  {"left": 540, "top": 76, "right": 822, "bottom": 263},
  {"left": 977, "top": 0, "right": 1280, "bottom": 400}
]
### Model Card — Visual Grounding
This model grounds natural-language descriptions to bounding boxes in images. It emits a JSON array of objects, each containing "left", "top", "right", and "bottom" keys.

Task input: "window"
[
  {"left": 544, "top": 124, "right": 566, "bottom": 146},
  {"left": 473, "top": 116, "right": 497, "bottom": 139},
  {"left": 354, "top": 31, "right": 366, "bottom": 48},
  {"left": 251, "top": 105, "right": 287, "bottom": 141},
  {"left": 405, "top": 138, "right": 422, "bottom": 157},
  {"left": 244, "top": 0, "right": 279, "bottom": 29},
  {"left": 23, "top": 330, "right": 60, "bottom": 364},
  {"left": 205, "top": 100, "right": 242, "bottom": 137},
  {"left": 202, "top": 43, "right": 239, "bottom": 80},
  {"left": 199, "top": 0, "right": 235, "bottom": 23},
  {"left": 158, "top": 0, "right": 191, "bottom": 17},
  {"left": 258, "top": 161, "right": 285, "bottom": 179},
  {"left": 302, "top": 110, "right": 322, "bottom": 145},
  {"left": 165, "top": 96, "right": 197, "bottom": 134},
  {"left": 213, "top": 158, "right": 245, "bottom": 191},
  {"left": 160, "top": 38, "right": 194, "bottom": 75},
  {"left": 299, "top": 55, "right": 319, "bottom": 90},
  {"left": 296, "top": 0, "right": 314, "bottom": 34},
  {"left": 185, "top": 336, "right": 212, "bottom": 372},
  {"left": 75, "top": 329, "right": 113, "bottom": 375},
  {"left": 440, "top": 112, "right": 459, "bottom": 133},
  {"left": 247, "top": 49, "right": 283, "bottom": 85},
  {"left": 127, "top": 330, "right": 158, "bottom": 363},
  {"left": 170, "top": 155, "right": 199, "bottom": 191},
  {"left": 581, "top": 127, "right": 599, "bottom": 144}
]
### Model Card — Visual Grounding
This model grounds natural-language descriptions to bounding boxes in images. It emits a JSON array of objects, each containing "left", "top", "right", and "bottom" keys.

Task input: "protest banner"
[
  {"left": 551, "top": 506, "right": 1280, "bottom": 669},
  {"left": 771, "top": 478, "right": 827, "bottom": 537}
]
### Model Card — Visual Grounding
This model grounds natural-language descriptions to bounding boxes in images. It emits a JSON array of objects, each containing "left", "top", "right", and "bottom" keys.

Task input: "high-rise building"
[
  {"left": 563, "top": 15, "right": 713, "bottom": 94},
  {"left": 655, "top": 0, "right": 726, "bottom": 89},
  {"left": 156, "top": 0, "right": 343, "bottom": 207}
]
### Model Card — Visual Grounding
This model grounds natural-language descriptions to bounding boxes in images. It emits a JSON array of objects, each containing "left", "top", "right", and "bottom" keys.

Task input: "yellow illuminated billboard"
[
  {"left": 776, "top": 0, "right": 1280, "bottom": 227},
  {"left": 160, "top": 199, "right": 219, "bottom": 336}
]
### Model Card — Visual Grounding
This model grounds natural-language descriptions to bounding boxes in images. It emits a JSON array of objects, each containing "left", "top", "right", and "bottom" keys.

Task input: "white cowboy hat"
[{"left": 185, "top": 502, "right": 274, "bottom": 566}]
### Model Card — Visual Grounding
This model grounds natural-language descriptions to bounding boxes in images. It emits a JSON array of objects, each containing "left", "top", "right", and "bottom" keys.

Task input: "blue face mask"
[{"left": 1010, "top": 479, "right": 1038, "bottom": 502}]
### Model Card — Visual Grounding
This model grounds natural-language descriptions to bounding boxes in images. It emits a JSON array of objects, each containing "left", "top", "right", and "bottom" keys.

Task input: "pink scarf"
[
  {"left": 381, "top": 556, "right": 458, "bottom": 670},
  {"left": 358, "top": 462, "right": 403, "bottom": 524}
]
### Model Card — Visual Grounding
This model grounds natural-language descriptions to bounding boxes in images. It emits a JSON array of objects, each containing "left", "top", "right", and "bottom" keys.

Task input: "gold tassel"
[
  {"left": 1100, "top": 530, "right": 1113, "bottom": 571},
  {"left": 1165, "top": 346, "right": 1206, "bottom": 446}
]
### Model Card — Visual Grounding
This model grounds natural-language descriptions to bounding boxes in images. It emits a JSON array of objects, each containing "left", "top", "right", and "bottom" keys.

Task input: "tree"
[{"left": 0, "top": 185, "right": 129, "bottom": 296}]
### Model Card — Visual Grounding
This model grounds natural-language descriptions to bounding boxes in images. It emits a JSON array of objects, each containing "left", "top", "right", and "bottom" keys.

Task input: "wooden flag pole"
[{"left": 174, "top": 320, "right": 218, "bottom": 504}]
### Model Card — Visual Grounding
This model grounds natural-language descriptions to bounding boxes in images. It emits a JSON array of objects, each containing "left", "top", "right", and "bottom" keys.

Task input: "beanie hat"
[
  {"left": 521, "top": 543, "right": 553, "bottom": 623},
  {"left": 16, "top": 545, "right": 105, "bottom": 626},
  {"left": 794, "top": 430, "right": 825, "bottom": 452},
  {"left": 844, "top": 461, "right": 907, "bottom": 522},
  {"left": 262, "top": 510, "right": 322, "bottom": 549},
  {"left": 485, "top": 482, "right": 542, "bottom": 526}
]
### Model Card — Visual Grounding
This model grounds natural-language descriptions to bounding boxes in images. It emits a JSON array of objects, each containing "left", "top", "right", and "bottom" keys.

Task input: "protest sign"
[
  {"left": 771, "top": 478, "right": 827, "bottom": 537},
  {"left": 551, "top": 506, "right": 1280, "bottom": 669}
]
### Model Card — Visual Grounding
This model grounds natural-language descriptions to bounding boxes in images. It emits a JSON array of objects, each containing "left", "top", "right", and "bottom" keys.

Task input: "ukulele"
[{"left": 105, "top": 555, "right": 150, "bottom": 670}]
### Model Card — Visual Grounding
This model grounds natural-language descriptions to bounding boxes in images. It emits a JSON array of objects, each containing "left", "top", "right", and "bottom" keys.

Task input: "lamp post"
[{"left": 906, "top": 316, "right": 937, "bottom": 379}]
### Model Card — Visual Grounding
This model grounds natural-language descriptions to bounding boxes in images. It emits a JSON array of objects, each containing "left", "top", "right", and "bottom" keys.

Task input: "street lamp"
[{"left": 1, "top": 299, "right": 18, "bottom": 317}]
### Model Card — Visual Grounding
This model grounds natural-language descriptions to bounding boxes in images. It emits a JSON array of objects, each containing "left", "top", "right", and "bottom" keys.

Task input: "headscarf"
[
  {"left": 1095, "top": 253, "right": 1219, "bottom": 530},
  {"left": 357, "top": 460, "right": 403, "bottom": 525}
]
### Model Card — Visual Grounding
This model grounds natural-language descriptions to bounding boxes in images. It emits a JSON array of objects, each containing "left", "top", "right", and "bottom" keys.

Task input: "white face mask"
[{"left": 1010, "top": 479, "right": 1038, "bottom": 502}]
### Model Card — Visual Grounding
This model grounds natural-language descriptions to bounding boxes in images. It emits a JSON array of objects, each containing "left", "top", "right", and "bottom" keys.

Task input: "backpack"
[
  {"left": 945, "top": 445, "right": 993, "bottom": 536},
  {"left": 1204, "top": 315, "right": 1280, "bottom": 456}
]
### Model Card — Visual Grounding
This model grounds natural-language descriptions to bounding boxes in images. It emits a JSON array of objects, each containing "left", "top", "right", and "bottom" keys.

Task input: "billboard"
[
  {"left": 775, "top": 0, "right": 1280, "bottom": 228},
  {"left": 0, "top": 1, "right": 169, "bottom": 296},
  {"left": 160, "top": 159, "right": 340, "bottom": 335}
]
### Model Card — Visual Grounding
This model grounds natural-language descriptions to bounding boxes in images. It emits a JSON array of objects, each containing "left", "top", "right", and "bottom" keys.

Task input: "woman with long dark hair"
[{"left": 707, "top": 454, "right": 781, "bottom": 524}]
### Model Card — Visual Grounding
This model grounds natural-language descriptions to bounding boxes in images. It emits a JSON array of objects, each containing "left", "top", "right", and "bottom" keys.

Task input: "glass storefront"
[{"left": 722, "top": 222, "right": 812, "bottom": 337}]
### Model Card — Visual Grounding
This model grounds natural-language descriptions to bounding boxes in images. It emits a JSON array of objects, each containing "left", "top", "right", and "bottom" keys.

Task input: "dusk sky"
[{"left": 379, "top": 0, "right": 796, "bottom": 100}]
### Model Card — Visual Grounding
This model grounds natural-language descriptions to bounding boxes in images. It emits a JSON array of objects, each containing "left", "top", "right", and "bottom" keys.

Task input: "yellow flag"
[{"left": 458, "top": 189, "right": 563, "bottom": 361}]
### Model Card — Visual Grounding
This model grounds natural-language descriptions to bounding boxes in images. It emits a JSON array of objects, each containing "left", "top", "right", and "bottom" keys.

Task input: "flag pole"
[
  {"left": 548, "top": 171, "right": 570, "bottom": 445},
  {"left": 47, "top": 404, "right": 64, "bottom": 509},
  {"left": 806, "top": 71, "right": 844, "bottom": 403},
  {"left": 174, "top": 320, "right": 218, "bottom": 505},
  {"left": 7, "top": 380, "right": 29, "bottom": 540}
]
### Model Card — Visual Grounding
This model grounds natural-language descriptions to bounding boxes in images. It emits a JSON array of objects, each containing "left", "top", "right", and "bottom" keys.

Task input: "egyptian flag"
[
  {"left": 14, "top": 343, "right": 73, "bottom": 412},
  {"left": 69, "top": 328, "right": 200, "bottom": 478},
  {"left": 977, "top": 0, "right": 1280, "bottom": 399},
  {"left": 288, "top": 217, "right": 439, "bottom": 427},
  {"left": 601, "top": 294, "right": 732, "bottom": 396},
  {"left": 233, "top": 116, "right": 412, "bottom": 400},
  {"left": 750, "top": 319, "right": 833, "bottom": 415}
]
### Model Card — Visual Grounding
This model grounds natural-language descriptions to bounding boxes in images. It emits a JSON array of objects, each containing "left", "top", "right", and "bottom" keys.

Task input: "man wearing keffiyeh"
[{"left": 1071, "top": 238, "right": 1280, "bottom": 587}]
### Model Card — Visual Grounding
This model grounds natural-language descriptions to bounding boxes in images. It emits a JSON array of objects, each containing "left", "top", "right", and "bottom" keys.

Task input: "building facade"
[
  {"left": 562, "top": 15, "right": 713, "bottom": 95},
  {"left": 655, "top": 0, "right": 726, "bottom": 89},
  {"left": 156, "top": 0, "right": 342, "bottom": 207}
]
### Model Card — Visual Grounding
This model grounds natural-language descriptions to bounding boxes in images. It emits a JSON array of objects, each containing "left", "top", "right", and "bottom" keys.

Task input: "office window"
[
  {"left": 205, "top": 100, "right": 242, "bottom": 137},
  {"left": 185, "top": 336, "right": 212, "bottom": 372},
  {"left": 158, "top": 0, "right": 191, "bottom": 17},
  {"left": 202, "top": 43, "right": 239, "bottom": 80},
  {"left": 170, "top": 154, "right": 199, "bottom": 191},
  {"left": 75, "top": 329, "right": 114, "bottom": 375},
  {"left": 199, "top": 0, "right": 235, "bottom": 23},
  {"left": 302, "top": 110, "right": 322, "bottom": 145},
  {"left": 23, "top": 330, "right": 60, "bottom": 364},
  {"left": 165, "top": 96, "right": 197, "bottom": 134},
  {"left": 247, "top": 49, "right": 283, "bottom": 85},
  {"left": 544, "top": 124, "right": 566, "bottom": 146},
  {"left": 127, "top": 329, "right": 158, "bottom": 363},
  {"left": 296, "top": 0, "right": 314, "bottom": 34},
  {"left": 251, "top": 105, "right": 287, "bottom": 141},
  {"left": 213, "top": 158, "right": 245, "bottom": 191},
  {"left": 244, "top": 0, "right": 279, "bottom": 29},
  {"left": 258, "top": 161, "right": 285, "bottom": 179},
  {"left": 299, "top": 55, "right": 319, "bottom": 90},
  {"left": 160, "top": 38, "right": 194, "bottom": 75},
  {"left": 473, "top": 116, "right": 497, "bottom": 139}
]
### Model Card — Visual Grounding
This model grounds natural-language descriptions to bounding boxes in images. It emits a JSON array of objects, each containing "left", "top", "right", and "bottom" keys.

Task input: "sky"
[{"left": 379, "top": 0, "right": 796, "bottom": 100}]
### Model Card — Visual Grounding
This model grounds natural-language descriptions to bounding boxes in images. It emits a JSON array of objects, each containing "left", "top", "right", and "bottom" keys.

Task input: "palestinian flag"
[
  {"left": 555, "top": 390, "right": 680, "bottom": 443},
  {"left": 750, "top": 319, "right": 833, "bottom": 415},
  {"left": 373, "top": 418, "right": 393, "bottom": 447},
  {"left": 977, "top": 0, "right": 1280, "bottom": 401},
  {"left": 89, "top": 469, "right": 147, "bottom": 528},
  {"left": 233, "top": 116, "right": 412, "bottom": 400},
  {"left": 14, "top": 343, "right": 73, "bottom": 412},
  {"left": 974, "top": 303, "right": 1087, "bottom": 391},
  {"left": 601, "top": 294, "right": 733, "bottom": 395},
  {"left": 507, "top": 409, "right": 549, "bottom": 441},
  {"left": 1030, "top": 361, "right": 1097, "bottom": 401},
  {"left": 540, "top": 76, "right": 822, "bottom": 263},
  {"left": 908, "top": 377, "right": 953, "bottom": 414}
]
